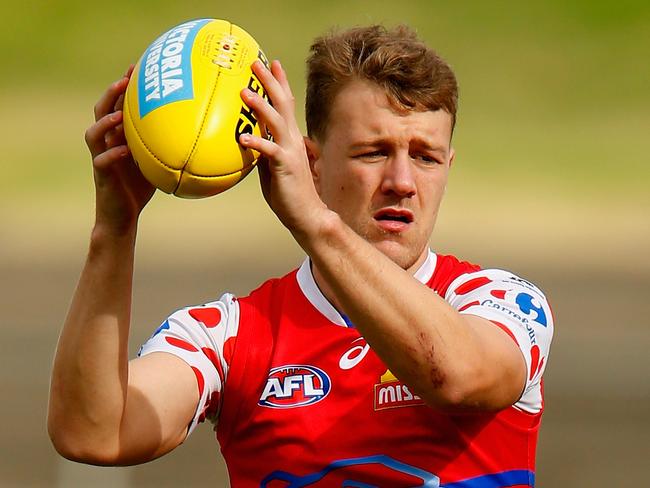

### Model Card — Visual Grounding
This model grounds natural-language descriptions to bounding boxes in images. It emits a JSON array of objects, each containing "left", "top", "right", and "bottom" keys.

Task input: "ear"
[
  {"left": 449, "top": 147, "right": 456, "bottom": 168},
  {"left": 304, "top": 136, "right": 322, "bottom": 191}
]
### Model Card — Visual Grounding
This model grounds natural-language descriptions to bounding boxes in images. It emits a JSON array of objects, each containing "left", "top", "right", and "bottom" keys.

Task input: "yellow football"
[{"left": 123, "top": 18, "right": 269, "bottom": 198}]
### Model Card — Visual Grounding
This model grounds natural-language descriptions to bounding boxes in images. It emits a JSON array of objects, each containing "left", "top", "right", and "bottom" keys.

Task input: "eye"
[
  {"left": 413, "top": 153, "right": 441, "bottom": 165},
  {"left": 354, "top": 150, "right": 385, "bottom": 161}
]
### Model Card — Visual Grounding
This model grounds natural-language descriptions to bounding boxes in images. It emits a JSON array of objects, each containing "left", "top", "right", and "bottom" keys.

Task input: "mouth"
[{"left": 373, "top": 208, "right": 414, "bottom": 231}]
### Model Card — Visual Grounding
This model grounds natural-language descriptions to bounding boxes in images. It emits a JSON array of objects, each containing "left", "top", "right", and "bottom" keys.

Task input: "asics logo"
[{"left": 339, "top": 338, "right": 370, "bottom": 370}]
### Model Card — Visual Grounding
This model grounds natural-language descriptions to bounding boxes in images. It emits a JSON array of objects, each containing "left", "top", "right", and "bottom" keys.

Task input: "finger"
[
  {"left": 85, "top": 111, "right": 124, "bottom": 157},
  {"left": 251, "top": 60, "right": 296, "bottom": 121},
  {"left": 94, "top": 77, "right": 129, "bottom": 122},
  {"left": 106, "top": 123, "right": 127, "bottom": 149},
  {"left": 113, "top": 65, "right": 135, "bottom": 112},
  {"left": 114, "top": 93, "right": 125, "bottom": 112},
  {"left": 270, "top": 60, "right": 294, "bottom": 100},
  {"left": 241, "top": 88, "right": 288, "bottom": 143},
  {"left": 270, "top": 60, "right": 300, "bottom": 139},
  {"left": 93, "top": 144, "right": 131, "bottom": 172},
  {"left": 239, "top": 133, "right": 281, "bottom": 161}
]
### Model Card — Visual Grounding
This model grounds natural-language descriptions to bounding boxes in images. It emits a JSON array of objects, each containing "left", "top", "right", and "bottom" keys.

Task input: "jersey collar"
[{"left": 296, "top": 250, "right": 437, "bottom": 328}]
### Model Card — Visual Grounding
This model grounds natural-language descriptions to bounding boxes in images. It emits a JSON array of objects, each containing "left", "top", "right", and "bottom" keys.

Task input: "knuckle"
[
  {"left": 92, "top": 153, "right": 104, "bottom": 169},
  {"left": 105, "top": 134, "right": 115, "bottom": 148},
  {"left": 247, "top": 91, "right": 262, "bottom": 107},
  {"left": 84, "top": 127, "right": 95, "bottom": 145},
  {"left": 279, "top": 95, "right": 294, "bottom": 111}
]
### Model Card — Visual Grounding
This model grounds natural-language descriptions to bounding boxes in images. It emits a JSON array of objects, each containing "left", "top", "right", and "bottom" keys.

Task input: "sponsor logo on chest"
[
  {"left": 374, "top": 370, "right": 425, "bottom": 410},
  {"left": 259, "top": 365, "right": 331, "bottom": 409},
  {"left": 338, "top": 337, "right": 425, "bottom": 411}
]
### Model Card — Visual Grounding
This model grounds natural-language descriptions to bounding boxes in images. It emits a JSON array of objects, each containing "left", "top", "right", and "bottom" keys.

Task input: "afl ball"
[{"left": 123, "top": 18, "right": 269, "bottom": 198}]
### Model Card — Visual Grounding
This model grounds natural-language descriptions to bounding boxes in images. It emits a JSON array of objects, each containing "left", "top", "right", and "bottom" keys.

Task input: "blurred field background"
[{"left": 1, "top": 0, "right": 648, "bottom": 486}]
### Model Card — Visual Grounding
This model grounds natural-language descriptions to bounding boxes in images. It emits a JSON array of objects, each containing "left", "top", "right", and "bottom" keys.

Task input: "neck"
[
  {"left": 310, "top": 263, "right": 345, "bottom": 313},
  {"left": 309, "top": 249, "right": 430, "bottom": 316}
]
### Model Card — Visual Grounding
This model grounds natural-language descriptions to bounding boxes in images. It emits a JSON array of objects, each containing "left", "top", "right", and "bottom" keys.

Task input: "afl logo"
[{"left": 259, "top": 365, "right": 331, "bottom": 409}]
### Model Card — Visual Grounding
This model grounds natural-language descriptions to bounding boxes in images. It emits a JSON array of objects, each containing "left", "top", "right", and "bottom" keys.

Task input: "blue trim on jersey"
[
  {"left": 341, "top": 313, "right": 355, "bottom": 328},
  {"left": 152, "top": 320, "right": 170, "bottom": 337},
  {"left": 441, "top": 469, "right": 534, "bottom": 488}
]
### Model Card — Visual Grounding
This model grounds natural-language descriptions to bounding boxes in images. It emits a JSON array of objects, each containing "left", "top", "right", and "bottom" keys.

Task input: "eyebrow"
[
  {"left": 348, "top": 139, "right": 384, "bottom": 150},
  {"left": 410, "top": 138, "right": 449, "bottom": 155}
]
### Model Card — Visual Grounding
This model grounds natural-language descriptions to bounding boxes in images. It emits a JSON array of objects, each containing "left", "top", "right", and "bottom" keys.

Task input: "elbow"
[
  {"left": 418, "top": 366, "right": 510, "bottom": 412},
  {"left": 426, "top": 385, "right": 485, "bottom": 412},
  {"left": 49, "top": 433, "right": 121, "bottom": 466},
  {"left": 416, "top": 363, "right": 475, "bottom": 410},
  {"left": 47, "top": 413, "right": 121, "bottom": 466},
  {"left": 49, "top": 432, "right": 95, "bottom": 465},
  {"left": 421, "top": 383, "right": 477, "bottom": 412}
]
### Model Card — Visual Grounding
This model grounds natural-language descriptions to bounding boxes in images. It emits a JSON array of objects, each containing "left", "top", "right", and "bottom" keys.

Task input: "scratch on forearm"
[{"left": 419, "top": 331, "right": 446, "bottom": 389}]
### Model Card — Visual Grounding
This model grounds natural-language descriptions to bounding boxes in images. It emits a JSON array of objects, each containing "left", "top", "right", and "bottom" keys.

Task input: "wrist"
[
  {"left": 89, "top": 221, "right": 138, "bottom": 256},
  {"left": 291, "top": 207, "right": 344, "bottom": 254}
]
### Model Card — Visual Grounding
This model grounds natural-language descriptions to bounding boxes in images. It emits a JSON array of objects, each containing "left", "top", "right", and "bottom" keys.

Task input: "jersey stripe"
[{"left": 442, "top": 469, "right": 534, "bottom": 488}]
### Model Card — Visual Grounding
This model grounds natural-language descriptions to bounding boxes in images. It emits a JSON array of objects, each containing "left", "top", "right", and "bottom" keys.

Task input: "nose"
[{"left": 380, "top": 152, "right": 416, "bottom": 198}]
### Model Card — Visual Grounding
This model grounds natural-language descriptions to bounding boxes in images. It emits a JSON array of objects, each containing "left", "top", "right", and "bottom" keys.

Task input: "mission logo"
[
  {"left": 259, "top": 365, "right": 331, "bottom": 409},
  {"left": 374, "top": 370, "right": 424, "bottom": 411}
]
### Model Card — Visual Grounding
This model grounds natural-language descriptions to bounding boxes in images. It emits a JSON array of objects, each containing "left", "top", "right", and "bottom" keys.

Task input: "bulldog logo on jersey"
[
  {"left": 261, "top": 454, "right": 440, "bottom": 487},
  {"left": 259, "top": 365, "right": 331, "bottom": 409}
]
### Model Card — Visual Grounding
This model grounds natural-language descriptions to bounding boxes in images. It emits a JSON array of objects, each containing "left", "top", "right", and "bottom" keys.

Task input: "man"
[{"left": 49, "top": 25, "right": 553, "bottom": 486}]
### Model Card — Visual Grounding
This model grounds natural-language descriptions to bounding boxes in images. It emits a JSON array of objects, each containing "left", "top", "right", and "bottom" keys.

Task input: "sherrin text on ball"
[{"left": 123, "top": 18, "right": 269, "bottom": 198}]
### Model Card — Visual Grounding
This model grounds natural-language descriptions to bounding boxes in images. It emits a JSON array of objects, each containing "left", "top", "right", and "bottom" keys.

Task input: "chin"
[
  {"left": 353, "top": 221, "right": 428, "bottom": 271},
  {"left": 372, "top": 240, "right": 424, "bottom": 271}
]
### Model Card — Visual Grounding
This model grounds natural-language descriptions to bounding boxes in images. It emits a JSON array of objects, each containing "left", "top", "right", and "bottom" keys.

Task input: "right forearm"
[{"left": 48, "top": 223, "right": 137, "bottom": 457}]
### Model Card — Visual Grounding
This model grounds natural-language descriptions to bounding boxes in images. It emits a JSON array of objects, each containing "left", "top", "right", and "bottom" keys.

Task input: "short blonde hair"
[{"left": 306, "top": 24, "right": 458, "bottom": 140}]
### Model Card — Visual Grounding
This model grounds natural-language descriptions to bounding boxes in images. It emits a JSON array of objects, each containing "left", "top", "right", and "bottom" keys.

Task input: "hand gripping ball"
[{"left": 123, "top": 19, "right": 269, "bottom": 198}]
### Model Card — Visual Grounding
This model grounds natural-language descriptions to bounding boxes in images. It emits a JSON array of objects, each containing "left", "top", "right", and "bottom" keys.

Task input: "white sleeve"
[
  {"left": 137, "top": 293, "right": 240, "bottom": 434},
  {"left": 445, "top": 269, "right": 554, "bottom": 413}
]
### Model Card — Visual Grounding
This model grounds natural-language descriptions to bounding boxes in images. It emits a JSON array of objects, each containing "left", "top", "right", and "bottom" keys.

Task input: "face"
[{"left": 308, "top": 80, "right": 455, "bottom": 272}]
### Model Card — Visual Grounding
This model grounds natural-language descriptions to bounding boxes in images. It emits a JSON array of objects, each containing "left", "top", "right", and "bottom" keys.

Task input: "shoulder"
[
  {"left": 441, "top": 264, "right": 554, "bottom": 413},
  {"left": 238, "top": 267, "right": 300, "bottom": 308},
  {"left": 444, "top": 267, "right": 552, "bottom": 326},
  {"left": 427, "top": 253, "right": 551, "bottom": 318},
  {"left": 427, "top": 253, "right": 482, "bottom": 296}
]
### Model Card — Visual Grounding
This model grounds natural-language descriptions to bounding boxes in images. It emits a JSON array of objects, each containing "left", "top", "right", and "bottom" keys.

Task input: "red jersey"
[{"left": 139, "top": 251, "right": 553, "bottom": 486}]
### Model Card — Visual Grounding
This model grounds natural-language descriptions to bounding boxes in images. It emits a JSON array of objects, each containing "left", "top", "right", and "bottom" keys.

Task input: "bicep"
[
  {"left": 463, "top": 314, "right": 527, "bottom": 409},
  {"left": 445, "top": 268, "right": 554, "bottom": 411},
  {"left": 111, "top": 295, "right": 240, "bottom": 464},
  {"left": 115, "top": 353, "right": 199, "bottom": 465}
]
